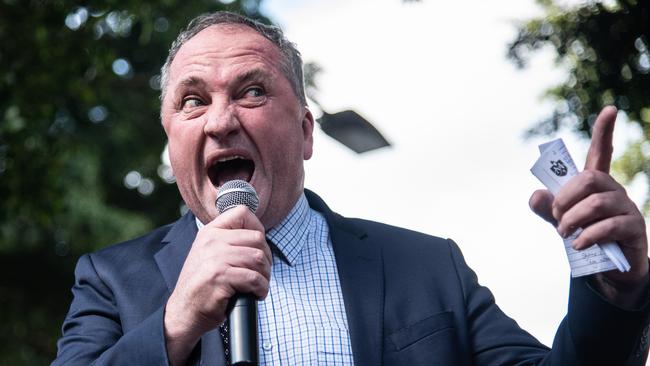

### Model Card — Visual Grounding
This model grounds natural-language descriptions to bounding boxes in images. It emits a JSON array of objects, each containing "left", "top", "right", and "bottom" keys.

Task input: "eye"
[
  {"left": 181, "top": 97, "right": 205, "bottom": 111},
  {"left": 238, "top": 86, "right": 266, "bottom": 107},
  {"left": 242, "top": 86, "right": 265, "bottom": 99}
]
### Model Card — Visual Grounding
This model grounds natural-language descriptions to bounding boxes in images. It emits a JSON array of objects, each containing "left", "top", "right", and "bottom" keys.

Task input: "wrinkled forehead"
[{"left": 171, "top": 24, "right": 282, "bottom": 73}]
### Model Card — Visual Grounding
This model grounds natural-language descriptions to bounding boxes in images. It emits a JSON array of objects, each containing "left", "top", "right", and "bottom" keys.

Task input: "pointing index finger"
[{"left": 584, "top": 106, "right": 617, "bottom": 173}]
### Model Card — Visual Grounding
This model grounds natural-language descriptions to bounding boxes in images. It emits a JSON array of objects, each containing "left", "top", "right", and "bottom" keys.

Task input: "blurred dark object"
[
  {"left": 507, "top": 0, "right": 650, "bottom": 210},
  {"left": 304, "top": 62, "right": 391, "bottom": 154},
  {"left": 318, "top": 110, "right": 391, "bottom": 153}
]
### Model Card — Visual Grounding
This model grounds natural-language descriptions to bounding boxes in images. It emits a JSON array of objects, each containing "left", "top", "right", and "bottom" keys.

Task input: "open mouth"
[{"left": 208, "top": 156, "right": 255, "bottom": 187}]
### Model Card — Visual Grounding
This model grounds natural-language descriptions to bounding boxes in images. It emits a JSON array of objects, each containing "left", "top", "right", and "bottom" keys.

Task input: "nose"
[{"left": 203, "top": 101, "right": 240, "bottom": 140}]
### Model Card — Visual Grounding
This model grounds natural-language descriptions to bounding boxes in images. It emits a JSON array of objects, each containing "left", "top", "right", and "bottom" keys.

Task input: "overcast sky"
[{"left": 260, "top": 0, "right": 647, "bottom": 348}]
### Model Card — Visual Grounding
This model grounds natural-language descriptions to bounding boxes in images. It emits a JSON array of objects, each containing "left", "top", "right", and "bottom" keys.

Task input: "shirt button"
[{"left": 262, "top": 341, "right": 273, "bottom": 351}]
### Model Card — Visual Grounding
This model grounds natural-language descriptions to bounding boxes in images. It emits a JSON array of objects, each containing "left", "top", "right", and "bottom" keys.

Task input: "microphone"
[{"left": 216, "top": 180, "right": 260, "bottom": 366}]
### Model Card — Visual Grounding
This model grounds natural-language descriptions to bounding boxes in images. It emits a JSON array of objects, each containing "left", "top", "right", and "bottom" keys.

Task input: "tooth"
[{"left": 217, "top": 155, "right": 244, "bottom": 163}]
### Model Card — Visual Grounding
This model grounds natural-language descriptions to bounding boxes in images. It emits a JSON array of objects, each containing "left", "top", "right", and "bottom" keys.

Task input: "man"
[{"left": 53, "top": 11, "right": 650, "bottom": 366}]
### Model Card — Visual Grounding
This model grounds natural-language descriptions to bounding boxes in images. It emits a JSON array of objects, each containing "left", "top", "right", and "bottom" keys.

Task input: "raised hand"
[{"left": 529, "top": 106, "right": 649, "bottom": 308}]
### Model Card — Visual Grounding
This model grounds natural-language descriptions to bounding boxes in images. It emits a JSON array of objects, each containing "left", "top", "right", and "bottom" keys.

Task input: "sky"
[{"left": 260, "top": 0, "right": 648, "bottom": 348}]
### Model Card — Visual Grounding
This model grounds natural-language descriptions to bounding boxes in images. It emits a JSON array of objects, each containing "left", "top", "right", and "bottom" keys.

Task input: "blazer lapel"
[
  {"left": 306, "top": 190, "right": 385, "bottom": 366},
  {"left": 154, "top": 212, "right": 196, "bottom": 292},
  {"left": 153, "top": 213, "right": 227, "bottom": 366}
]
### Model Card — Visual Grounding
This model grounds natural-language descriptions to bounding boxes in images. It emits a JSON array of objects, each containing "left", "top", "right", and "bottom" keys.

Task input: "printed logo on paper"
[{"left": 550, "top": 160, "right": 568, "bottom": 177}]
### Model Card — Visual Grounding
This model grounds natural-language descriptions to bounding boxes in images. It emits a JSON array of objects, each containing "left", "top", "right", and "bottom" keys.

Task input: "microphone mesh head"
[{"left": 216, "top": 180, "right": 259, "bottom": 214}]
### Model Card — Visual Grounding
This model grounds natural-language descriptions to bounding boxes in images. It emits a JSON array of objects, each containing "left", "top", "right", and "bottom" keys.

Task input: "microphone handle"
[{"left": 229, "top": 294, "right": 258, "bottom": 365}]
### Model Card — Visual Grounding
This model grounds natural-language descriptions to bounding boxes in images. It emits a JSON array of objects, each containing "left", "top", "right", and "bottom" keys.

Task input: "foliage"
[
  {"left": 507, "top": 0, "right": 650, "bottom": 208},
  {"left": 0, "top": 0, "right": 269, "bottom": 363}
]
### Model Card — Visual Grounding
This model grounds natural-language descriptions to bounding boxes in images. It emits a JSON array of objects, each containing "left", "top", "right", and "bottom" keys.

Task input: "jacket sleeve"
[
  {"left": 51, "top": 254, "right": 172, "bottom": 366},
  {"left": 448, "top": 239, "right": 650, "bottom": 366}
]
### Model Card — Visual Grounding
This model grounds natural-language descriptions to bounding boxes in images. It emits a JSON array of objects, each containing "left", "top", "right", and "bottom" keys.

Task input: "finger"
[
  {"left": 572, "top": 214, "right": 644, "bottom": 250},
  {"left": 199, "top": 227, "right": 266, "bottom": 248},
  {"left": 209, "top": 205, "right": 265, "bottom": 232},
  {"left": 556, "top": 190, "right": 632, "bottom": 238},
  {"left": 552, "top": 170, "right": 620, "bottom": 222},
  {"left": 221, "top": 246, "right": 272, "bottom": 280},
  {"left": 225, "top": 267, "right": 271, "bottom": 300},
  {"left": 217, "top": 229, "right": 272, "bottom": 265},
  {"left": 584, "top": 106, "right": 617, "bottom": 173},
  {"left": 529, "top": 189, "right": 557, "bottom": 226}
]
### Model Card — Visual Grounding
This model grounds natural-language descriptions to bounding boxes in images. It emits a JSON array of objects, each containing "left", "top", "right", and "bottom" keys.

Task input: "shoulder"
[
  {"left": 90, "top": 221, "right": 174, "bottom": 263},
  {"left": 348, "top": 217, "right": 446, "bottom": 242},
  {"left": 341, "top": 216, "right": 455, "bottom": 256},
  {"left": 336, "top": 216, "right": 474, "bottom": 307},
  {"left": 305, "top": 189, "right": 457, "bottom": 259},
  {"left": 330, "top": 212, "right": 463, "bottom": 280},
  {"left": 81, "top": 213, "right": 191, "bottom": 278}
]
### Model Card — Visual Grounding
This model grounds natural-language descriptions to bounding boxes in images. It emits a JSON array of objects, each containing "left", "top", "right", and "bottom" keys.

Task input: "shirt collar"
[
  {"left": 194, "top": 193, "right": 311, "bottom": 266},
  {"left": 266, "top": 193, "right": 310, "bottom": 266}
]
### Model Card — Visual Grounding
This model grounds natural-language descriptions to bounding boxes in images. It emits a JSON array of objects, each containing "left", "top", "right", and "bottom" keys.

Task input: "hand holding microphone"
[
  {"left": 164, "top": 180, "right": 269, "bottom": 366},
  {"left": 216, "top": 180, "right": 262, "bottom": 366}
]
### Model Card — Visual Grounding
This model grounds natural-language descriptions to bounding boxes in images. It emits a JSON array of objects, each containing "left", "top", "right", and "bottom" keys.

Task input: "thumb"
[
  {"left": 529, "top": 189, "right": 557, "bottom": 226},
  {"left": 210, "top": 205, "right": 264, "bottom": 232}
]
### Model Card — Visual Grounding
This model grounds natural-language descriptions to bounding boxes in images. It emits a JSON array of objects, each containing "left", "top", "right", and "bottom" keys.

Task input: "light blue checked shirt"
[
  {"left": 260, "top": 193, "right": 353, "bottom": 365},
  {"left": 197, "top": 193, "right": 353, "bottom": 364}
]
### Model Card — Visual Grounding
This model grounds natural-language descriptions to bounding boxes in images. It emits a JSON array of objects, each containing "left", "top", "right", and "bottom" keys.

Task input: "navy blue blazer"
[{"left": 53, "top": 190, "right": 650, "bottom": 365}]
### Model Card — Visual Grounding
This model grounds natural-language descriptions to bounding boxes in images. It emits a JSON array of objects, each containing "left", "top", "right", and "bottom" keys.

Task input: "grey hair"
[{"left": 159, "top": 11, "right": 306, "bottom": 105}]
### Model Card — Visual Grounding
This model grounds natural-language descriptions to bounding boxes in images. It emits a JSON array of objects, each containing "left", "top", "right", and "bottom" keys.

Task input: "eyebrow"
[
  {"left": 173, "top": 68, "right": 272, "bottom": 98},
  {"left": 232, "top": 68, "right": 271, "bottom": 86},
  {"left": 177, "top": 76, "right": 206, "bottom": 91}
]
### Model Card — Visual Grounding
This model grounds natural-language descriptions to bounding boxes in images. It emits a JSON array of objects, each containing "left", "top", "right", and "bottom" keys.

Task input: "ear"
[{"left": 301, "top": 107, "right": 315, "bottom": 160}]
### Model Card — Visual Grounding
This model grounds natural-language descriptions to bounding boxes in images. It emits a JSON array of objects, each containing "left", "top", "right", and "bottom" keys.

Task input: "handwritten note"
[{"left": 531, "top": 138, "right": 631, "bottom": 277}]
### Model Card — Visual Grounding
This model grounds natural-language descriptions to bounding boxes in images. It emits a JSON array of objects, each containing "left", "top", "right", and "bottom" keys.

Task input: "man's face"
[{"left": 161, "top": 24, "right": 314, "bottom": 228}]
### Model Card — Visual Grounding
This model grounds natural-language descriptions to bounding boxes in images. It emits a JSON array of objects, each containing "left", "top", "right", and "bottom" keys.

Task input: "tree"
[
  {"left": 0, "top": 1, "right": 270, "bottom": 363},
  {"left": 508, "top": 0, "right": 650, "bottom": 209}
]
